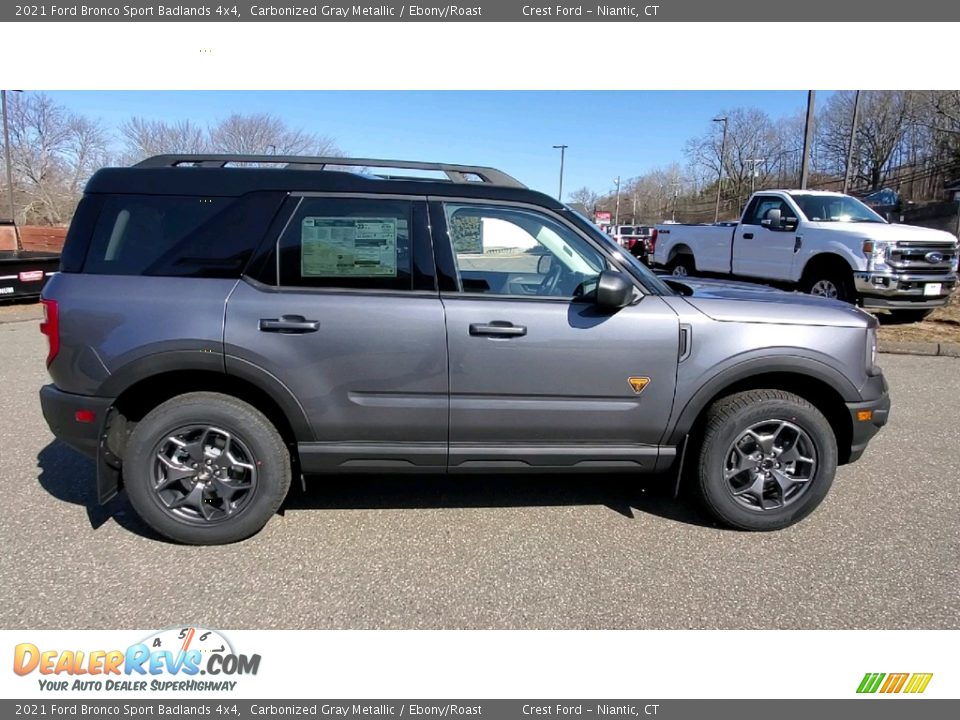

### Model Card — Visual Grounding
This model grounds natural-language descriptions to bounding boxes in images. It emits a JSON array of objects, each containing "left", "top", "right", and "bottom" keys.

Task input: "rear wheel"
[
  {"left": 668, "top": 254, "right": 695, "bottom": 277},
  {"left": 695, "top": 389, "right": 837, "bottom": 531},
  {"left": 124, "top": 392, "right": 291, "bottom": 544}
]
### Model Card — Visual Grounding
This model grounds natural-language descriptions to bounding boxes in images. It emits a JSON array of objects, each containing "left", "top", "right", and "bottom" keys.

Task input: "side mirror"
[
  {"left": 537, "top": 254, "right": 553, "bottom": 275},
  {"left": 761, "top": 208, "right": 782, "bottom": 228},
  {"left": 595, "top": 270, "right": 635, "bottom": 310}
]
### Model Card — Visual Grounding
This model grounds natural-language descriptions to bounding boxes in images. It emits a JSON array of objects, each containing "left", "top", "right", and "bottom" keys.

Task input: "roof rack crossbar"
[{"left": 134, "top": 154, "right": 526, "bottom": 188}]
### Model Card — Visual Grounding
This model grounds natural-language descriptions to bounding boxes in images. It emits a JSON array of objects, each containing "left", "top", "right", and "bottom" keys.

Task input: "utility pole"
[
  {"left": 2, "top": 89, "right": 20, "bottom": 252},
  {"left": 713, "top": 116, "right": 728, "bottom": 223},
  {"left": 552, "top": 144, "right": 568, "bottom": 201},
  {"left": 843, "top": 90, "right": 861, "bottom": 194},
  {"left": 631, "top": 193, "right": 637, "bottom": 223},
  {"left": 800, "top": 90, "right": 817, "bottom": 189},
  {"left": 749, "top": 158, "right": 765, "bottom": 194},
  {"left": 613, "top": 176, "right": 621, "bottom": 226},
  {"left": 671, "top": 181, "right": 682, "bottom": 222}
]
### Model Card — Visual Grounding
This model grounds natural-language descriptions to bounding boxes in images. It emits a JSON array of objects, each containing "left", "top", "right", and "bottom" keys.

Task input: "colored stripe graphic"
[
  {"left": 857, "top": 673, "right": 885, "bottom": 693},
  {"left": 880, "top": 673, "right": 909, "bottom": 693},
  {"left": 904, "top": 673, "right": 934, "bottom": 694},
  {"left": 857, "top": 672, "right": 933, "bottom": 694}
]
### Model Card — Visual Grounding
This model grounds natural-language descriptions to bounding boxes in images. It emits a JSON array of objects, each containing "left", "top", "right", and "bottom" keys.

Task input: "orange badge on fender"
[{"left": 628, "top": 377, "right": 650, "bottom": 394}]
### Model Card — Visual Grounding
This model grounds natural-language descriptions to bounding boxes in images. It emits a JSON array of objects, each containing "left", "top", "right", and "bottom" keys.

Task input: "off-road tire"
[
  {"left": 124, "top": 392, "right": 291, "bottom": 545},
  {"left": 695, "top": 389, "right": 838, "bottom": 531}
]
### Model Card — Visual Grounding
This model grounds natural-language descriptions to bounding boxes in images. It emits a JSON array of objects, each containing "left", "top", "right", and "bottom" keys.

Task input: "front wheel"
[
  {"left": 123, "top": 392, "right": 291, "bottom": 544},
  {"left": 803, "top": 269, "right": 854, "bottom": 304},
  {"left": 695, "top": 389, "right": 838, "bottom": 530}
]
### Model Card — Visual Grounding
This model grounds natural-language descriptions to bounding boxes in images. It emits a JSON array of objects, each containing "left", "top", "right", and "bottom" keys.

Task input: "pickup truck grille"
[{"left": 887, "top": 241, "right": 957, "bottom": 275}]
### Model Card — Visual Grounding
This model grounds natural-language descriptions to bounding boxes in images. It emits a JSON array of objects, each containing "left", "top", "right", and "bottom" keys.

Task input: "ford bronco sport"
[{"left": 39, "top": 155, "right": 890, "bottom": 544}]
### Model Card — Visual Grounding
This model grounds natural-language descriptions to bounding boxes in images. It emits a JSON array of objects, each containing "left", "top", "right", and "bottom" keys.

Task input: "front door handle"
[
  {"left": 259, "top": 315, "right": 320, "bottom": 333},
  {"left": 469, "top": 322, "right": 527, "bottom": 338},
  {"left": 742, "top": 232, "right": 754, "bottom": 239}
]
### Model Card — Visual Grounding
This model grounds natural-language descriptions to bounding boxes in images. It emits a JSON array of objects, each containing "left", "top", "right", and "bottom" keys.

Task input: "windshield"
[
  {"left": 790, "top": 194, "right": 886, "bottom": 224},
  {"left": 564, "top": 208, "right": 675, "bottom": 296}
]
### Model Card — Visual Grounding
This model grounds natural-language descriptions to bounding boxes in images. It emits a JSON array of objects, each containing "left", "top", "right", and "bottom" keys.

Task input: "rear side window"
[
  {"left": 82, "top": 193, "right": 283, "bottom": 278},
  {"left": 277, "top": 197, "right": 414, "bottom": 291}
]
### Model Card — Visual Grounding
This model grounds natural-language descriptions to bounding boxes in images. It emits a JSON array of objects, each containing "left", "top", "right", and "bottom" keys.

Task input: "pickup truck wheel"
[
  {"left": 804, "top": 270, "right": 853, "bottom": 303},
  {"left": 696, "top": 390, "right": 837, "bottom": 531},
  {"left": 668, "top": 255, "right": 694, "bottom": 277},
  {"left": 123, "top": 392, "right": 291, "bottom": 545}
]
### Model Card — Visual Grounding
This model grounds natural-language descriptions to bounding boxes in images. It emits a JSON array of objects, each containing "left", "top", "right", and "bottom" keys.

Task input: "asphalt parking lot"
[{"left": 1, "top": 315, "right": 958, "bottom": 630}]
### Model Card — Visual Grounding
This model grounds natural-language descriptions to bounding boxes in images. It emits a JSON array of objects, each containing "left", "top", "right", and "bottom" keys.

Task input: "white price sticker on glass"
[{"left": 301, "top": 217, "right": 398, "bottom": 277}]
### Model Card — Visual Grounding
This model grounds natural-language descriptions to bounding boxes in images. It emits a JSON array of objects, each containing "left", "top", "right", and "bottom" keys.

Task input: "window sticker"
[{"left": 301, "top": 216, "right": 398, "bottom": 277}]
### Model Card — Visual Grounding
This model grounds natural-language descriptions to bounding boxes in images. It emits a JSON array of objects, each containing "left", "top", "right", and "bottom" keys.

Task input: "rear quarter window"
[{"left": 82, "top": 192, "right": 283, "bottom": 277}]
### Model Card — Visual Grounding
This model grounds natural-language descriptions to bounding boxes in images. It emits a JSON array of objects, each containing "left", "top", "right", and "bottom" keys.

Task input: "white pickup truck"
[{"left": 652, "top": 189, "right": 959, "bottom": 322}]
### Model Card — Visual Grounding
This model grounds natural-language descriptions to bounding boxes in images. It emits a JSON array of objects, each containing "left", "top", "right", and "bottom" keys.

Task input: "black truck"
[{"left": 0, "top": 221, "right": 60, "bottom": 300}]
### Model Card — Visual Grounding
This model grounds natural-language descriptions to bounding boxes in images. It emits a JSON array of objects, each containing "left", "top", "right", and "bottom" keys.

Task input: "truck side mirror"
[
  {"left": 761, "top": 208, "right": 782, "bottom": 228},
  {"left": 595, "top": 270, "right": 635, "bottom": 310}
]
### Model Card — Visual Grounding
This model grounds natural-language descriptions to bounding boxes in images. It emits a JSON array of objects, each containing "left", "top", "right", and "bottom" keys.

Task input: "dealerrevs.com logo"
[{"left": 13, "top": 627, "right": 260, "bottom": 692}]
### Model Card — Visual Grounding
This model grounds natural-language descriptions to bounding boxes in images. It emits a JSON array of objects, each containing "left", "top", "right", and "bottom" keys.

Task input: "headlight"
[
  {"left": 952, "top": 243, "right": 959, "bottom": 272},
  {"left": 862, "top": 239, "right": 892, "bottom": 272},
  {"left": 866, "top": 327, "right": 878, "bottom": 374}
]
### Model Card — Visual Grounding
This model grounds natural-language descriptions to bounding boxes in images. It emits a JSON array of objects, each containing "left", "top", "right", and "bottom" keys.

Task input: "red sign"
[{"left": 594, "top": 211, "right": 612, "bottom": 225}]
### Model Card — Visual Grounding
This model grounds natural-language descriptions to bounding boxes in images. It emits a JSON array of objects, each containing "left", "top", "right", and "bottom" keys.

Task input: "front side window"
[
  {"left": 744, "top": 196, "right": 794, "bottom": 227},
  {"left": 278, "top": 197, "right": 413, "bottom": 291},
  {"left": 444, "top": 203, "right": 608, "bottom": 299}
]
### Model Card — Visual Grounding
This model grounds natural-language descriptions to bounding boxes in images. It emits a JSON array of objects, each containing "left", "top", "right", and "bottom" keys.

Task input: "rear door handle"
[
  {"left": 742, "top": 232, "right": 754, "bottom": 239},
  {"left": 469, "top": 322, "right": 527, "bottom": 337},
  {"left": 259, "top": 315, "right": 320, "bottom": 333}
]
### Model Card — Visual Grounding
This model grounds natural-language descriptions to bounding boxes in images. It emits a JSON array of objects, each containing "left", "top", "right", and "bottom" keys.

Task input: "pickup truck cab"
[{"left": 652, "top": 190, "right": 959, "bottom": 322}]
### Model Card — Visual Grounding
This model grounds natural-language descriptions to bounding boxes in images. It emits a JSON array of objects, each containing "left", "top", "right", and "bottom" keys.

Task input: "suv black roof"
[{"left": 85, "top": 154, "right": 564, "bottom": 209}]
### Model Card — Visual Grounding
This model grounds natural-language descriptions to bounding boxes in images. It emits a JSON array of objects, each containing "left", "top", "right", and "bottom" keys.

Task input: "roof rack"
[{"left": 133, "top": 154, "right": 527, "bottom": 188}]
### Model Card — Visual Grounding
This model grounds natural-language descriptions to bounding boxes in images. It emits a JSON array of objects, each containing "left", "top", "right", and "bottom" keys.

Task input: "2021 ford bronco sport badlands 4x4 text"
[{"left": 39, "top": 155, "right": 890, "bottom": 544}]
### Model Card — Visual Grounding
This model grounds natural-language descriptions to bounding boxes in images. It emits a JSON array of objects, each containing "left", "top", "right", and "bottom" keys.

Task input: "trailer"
[{"left": 0, "top": 222, "right": 62, "bottom": 301}]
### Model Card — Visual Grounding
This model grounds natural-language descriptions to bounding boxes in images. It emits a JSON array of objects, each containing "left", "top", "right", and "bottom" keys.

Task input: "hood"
[
  {"left": 666, "top": 277, "right": 876, "bottom": 328},
  {"left": 805, "top": 220, "right": 957, "bottom": 245}
]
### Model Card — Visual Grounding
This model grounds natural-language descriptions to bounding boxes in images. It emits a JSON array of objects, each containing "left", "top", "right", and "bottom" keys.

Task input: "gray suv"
[{"left": 39, "top": 155, "right": 890, "bottom": 544}]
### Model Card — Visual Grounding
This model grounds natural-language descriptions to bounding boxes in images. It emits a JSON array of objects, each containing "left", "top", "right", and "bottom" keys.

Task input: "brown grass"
[{"left": 875, "top": 291, "right": 960, "bottom": 344}]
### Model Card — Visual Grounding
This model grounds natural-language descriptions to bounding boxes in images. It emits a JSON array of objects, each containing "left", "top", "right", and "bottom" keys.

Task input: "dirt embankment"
[{"left": 875, "top": 292, "right": 960, "bottom": 344}]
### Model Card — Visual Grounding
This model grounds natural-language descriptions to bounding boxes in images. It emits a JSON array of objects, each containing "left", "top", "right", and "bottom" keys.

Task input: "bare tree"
[
  {"left": 819, "top": 91, "right": 909, "bottom": 190},
  {"left": 120, "top": 116, "right": 207, "bottom": 162},
  {"left": 208, "top": 113, "right": 339, "bottom": 156},
  {"left": 8, "top": 92, "right": 109, "bottom": 224},
  {"left": 567, "top": 186, "right": 599, "bottom": 210},
  {"left": 685, "top": 107, "right": 781, "bottom": 207}
]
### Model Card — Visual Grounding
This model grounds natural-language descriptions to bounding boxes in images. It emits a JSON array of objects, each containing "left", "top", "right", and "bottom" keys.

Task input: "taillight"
[
  {"left": 40, "top": 298, "right": 60, "bottom": 367},
  {"left": 648, "top": 228, "right": 658, "bottom": 253}
]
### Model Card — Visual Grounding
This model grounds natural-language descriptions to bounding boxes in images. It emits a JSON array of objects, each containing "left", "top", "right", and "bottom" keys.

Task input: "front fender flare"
[{"left": 664, "top": 354, "right": 860, "bottom": 446}]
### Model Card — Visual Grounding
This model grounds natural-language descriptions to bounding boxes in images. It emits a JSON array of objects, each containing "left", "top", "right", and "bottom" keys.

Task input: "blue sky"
[{"left": 46, "top": 90, "right": 816, "bottom": 198}]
